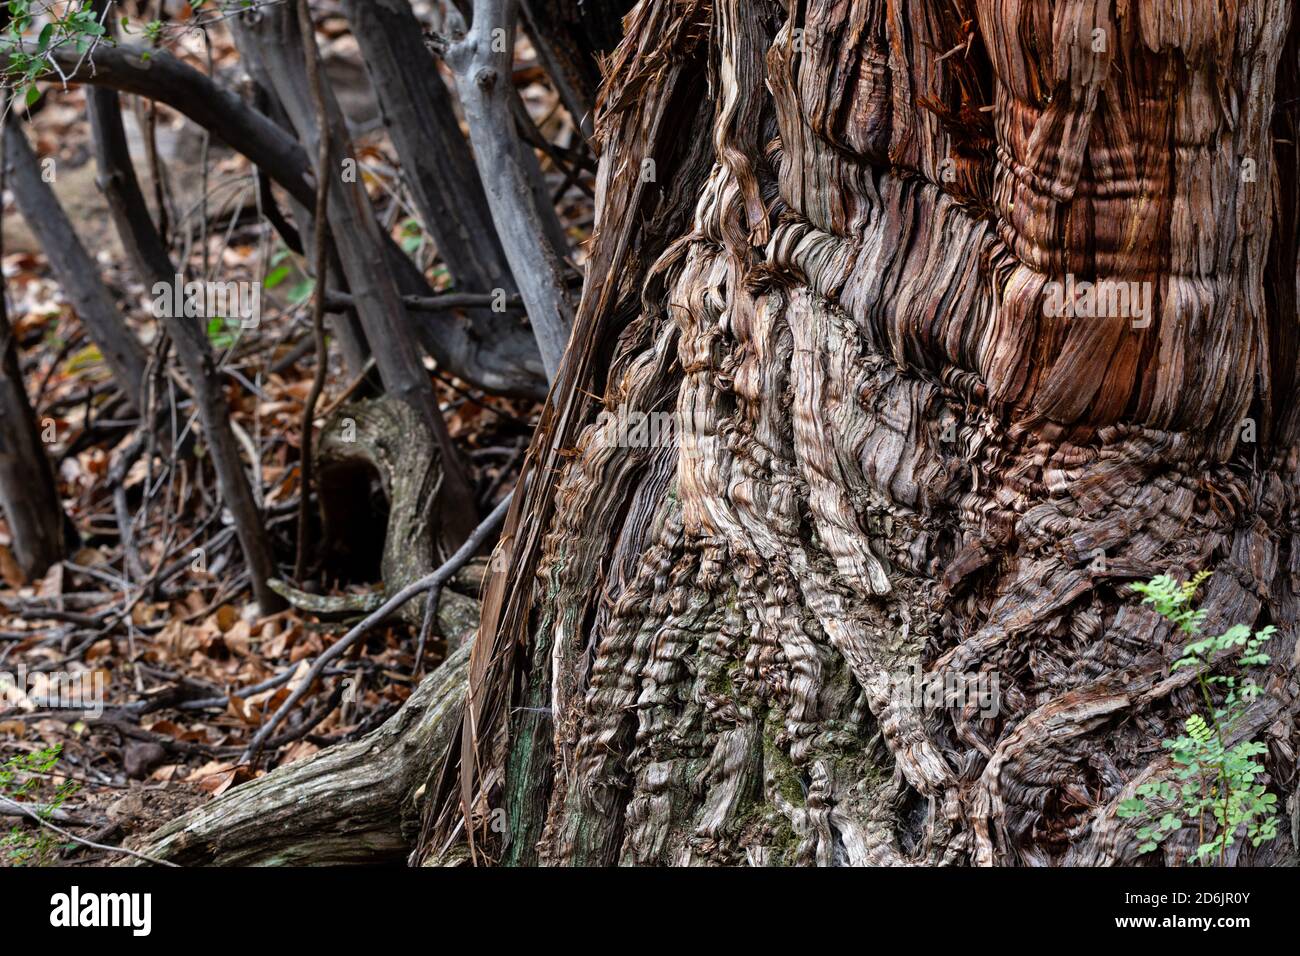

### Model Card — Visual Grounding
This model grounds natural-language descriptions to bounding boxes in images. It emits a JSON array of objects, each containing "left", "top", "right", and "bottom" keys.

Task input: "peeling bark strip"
[{"left": 431, "top": 0, "right": 1300, "bottom": 866}]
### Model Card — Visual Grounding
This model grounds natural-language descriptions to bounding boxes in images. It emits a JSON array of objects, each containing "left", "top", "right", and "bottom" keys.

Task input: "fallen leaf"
[{"left": 0, "top": 545, "right": 24, "bottom": 588}]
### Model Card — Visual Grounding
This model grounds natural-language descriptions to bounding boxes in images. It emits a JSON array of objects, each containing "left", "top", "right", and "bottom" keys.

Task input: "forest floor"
[{"left": 0, "top": 12, "right": 587, "bottom": 866}]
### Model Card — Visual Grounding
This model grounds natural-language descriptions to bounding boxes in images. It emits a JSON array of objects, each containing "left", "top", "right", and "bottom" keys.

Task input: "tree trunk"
[
  {"left": 144, "top": 0, "right": 1300, "bottom": 868},
  {"left": 0, "top": 266, "right": 68, "bottom": 580},
  {"left": 2, "top": 118, "right": 151, "bottom": 414},
  {"left": 439, "top": 0, "right": 1300, "bottom": 867},
  {"left": 443, "top": 0, "right": 578, "bottom": 382},
  {"left": 517, "top": 0, "right": 636, "bottom": 136},
  {"left": 340, "top": 0, "right": 550, "bottom": 396}
]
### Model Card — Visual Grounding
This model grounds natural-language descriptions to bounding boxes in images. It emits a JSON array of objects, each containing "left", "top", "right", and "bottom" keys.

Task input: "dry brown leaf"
[
  {"left": 212, "top": 605, "right": 239, "bottom": 633},
  {"left": 279, "top": 740, "right": 319, "bottom": 765},
  {"left": 0, "top": 545, "right": 24, "bottom": 588},
  {"left": 84, "top": 638, "right": 115, "bottom": 662},
  {"left": 227, "top": 695, "right": 262, "bottom": 726},
  {"left": 35, "top": 562, "right": 63, "bottom": 600}
]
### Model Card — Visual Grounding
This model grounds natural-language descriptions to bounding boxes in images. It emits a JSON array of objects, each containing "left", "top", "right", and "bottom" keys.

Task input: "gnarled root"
[
  {"left": 127, "top": 642, "right": 470, "bottom": 866},
  {"left": 290, "top": 395, "right": 458, "bottom": 624}
]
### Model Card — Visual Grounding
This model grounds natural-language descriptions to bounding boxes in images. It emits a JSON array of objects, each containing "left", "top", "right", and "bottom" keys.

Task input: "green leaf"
[
  {"left": 263, "top": 264, "right": 291, "bottom": 289},
  {"left": 1117, "top": 798, "right": 1146, "bottom": 818}
]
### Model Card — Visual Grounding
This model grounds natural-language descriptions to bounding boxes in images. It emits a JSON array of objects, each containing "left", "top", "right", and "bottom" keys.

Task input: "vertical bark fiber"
[{"left": 436, "top": 0, "right": 1300, "bottom": 867}]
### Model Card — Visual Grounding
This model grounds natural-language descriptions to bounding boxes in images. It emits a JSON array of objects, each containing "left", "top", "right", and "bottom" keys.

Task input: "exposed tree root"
[
  {"left": 287, "top": 396, "right": 454, "bottom": 625},
  {"left": 127, "top": 642, "right": 471, "bottom": 866}
]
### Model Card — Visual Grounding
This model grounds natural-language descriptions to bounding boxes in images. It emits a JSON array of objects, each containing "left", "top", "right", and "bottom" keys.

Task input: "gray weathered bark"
[{"left": 341, "top": 0, "right": 515, "bottom": 297}]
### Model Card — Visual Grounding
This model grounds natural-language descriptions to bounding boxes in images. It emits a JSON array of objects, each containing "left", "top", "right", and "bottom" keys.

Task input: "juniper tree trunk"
[{"left": 443, "top": 0, "right": 1300, "bottom": 867}]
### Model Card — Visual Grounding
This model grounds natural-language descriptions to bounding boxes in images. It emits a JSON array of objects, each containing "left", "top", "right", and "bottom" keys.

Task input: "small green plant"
[
  {"left": 264, "top": 246, "right": 314, "bottom": 305},
  {"left": 206, "top": 315, "right": 237, "bottom": 349},
  {"left": 1118, "top": 572, "right": 1280, "bottom": 864},
  {"left": 1, "top": 1, "right": 110, "bottom": 106},
  {"left": 399, "top": 217, "right": 425, "bottom": 256},
  {"left": 0, "top": 744, "right": 79, "bottom": 866}
]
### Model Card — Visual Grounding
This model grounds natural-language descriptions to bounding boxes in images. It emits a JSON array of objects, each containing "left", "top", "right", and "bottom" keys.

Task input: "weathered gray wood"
[
  {"left": 339, "top": 0, "right": 549, "bottom": 401},
  {"left": 341, "top": 0, "right": 515, "bottom": 296},
  {"left": 444, "top": 0, "right": 576, "bottom": 382},
  {"left": 314, "top": 397, "right": 451, "bottom": 624}
]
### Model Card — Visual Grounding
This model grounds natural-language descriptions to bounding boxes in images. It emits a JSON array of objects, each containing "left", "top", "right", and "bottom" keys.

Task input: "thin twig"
[{"left": 243, "top": 491, "right": 514, "bottom": 765}]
